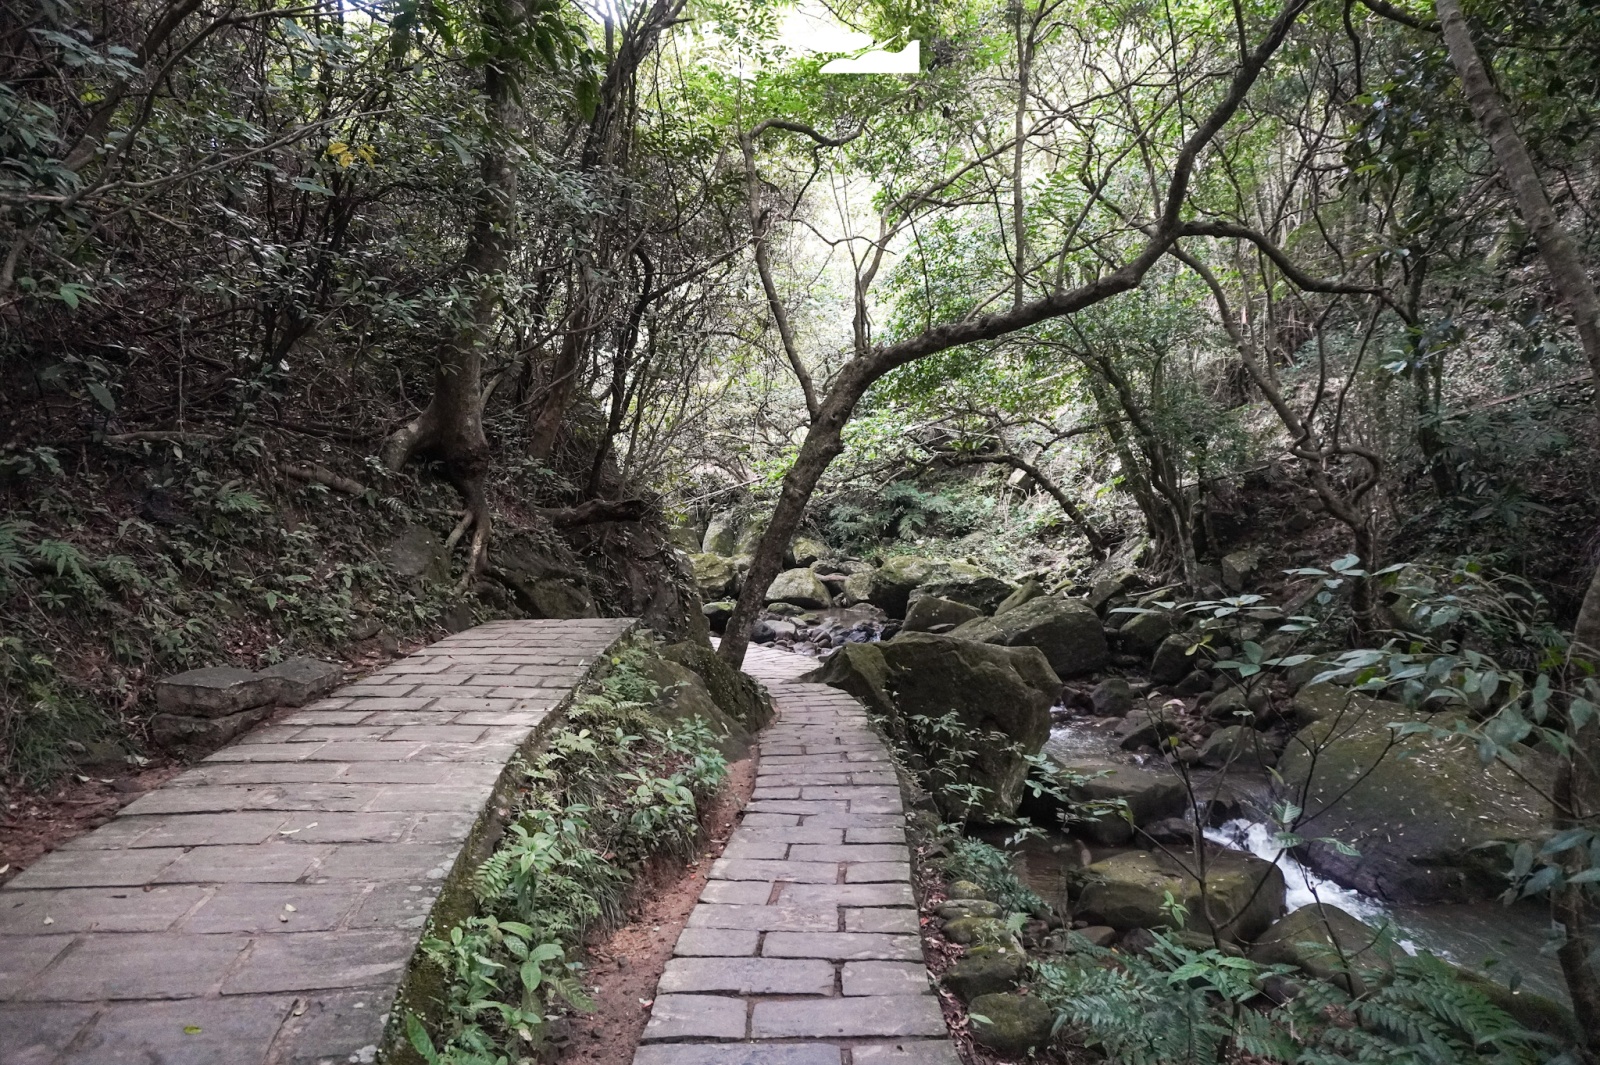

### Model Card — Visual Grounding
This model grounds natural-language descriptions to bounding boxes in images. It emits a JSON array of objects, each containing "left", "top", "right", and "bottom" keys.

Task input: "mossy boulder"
[
  {"left": 937, "top": 899, "right": 1002, "bottom": 920},
  {"left": 865, "top": 557, "right": 937, "bottom": 616},
  {"left": 766, "top": 567, "right": 831, "bottom": 609},
  {"left": 968, "top": 993, "right": 1055, "bottom": 1057},
  {"left": 799, "top": 643, "right": 895, "bottom": 719},
  {"left": 943, "top": 915, "right": 1017, "bottom": 947},
  {"left": 943, "top": 945, "right": 1026, "bottom": 1002},
  {"left": 790, "top": 535, "right": 829, "bottom": 567},
  {"left": 841, "top": 569, "right": 875, "bottom": 606},
  {"left": 950, "top": 595, "right": 1108, "bottom": 677},
  {"left": 995, "top": 580, "right": 1045, "bottom": 615},
  {"left": 1278, "top": 701, "right": 1554, "bottom": 903},
  {"left": 1090, "top": 677, "right": 1134, "bottom": 717},
  {"left": 910, "top": 562, "right": 1017, "bottom": 614},
  {"left": 701, "top": 510, "right": 740, "bottom": 556},
  {"left": 1039, "top": 757, "right": 1188, "bottom": 845},
  {"left": 1247, "top": 904, "right": 1398, "bottom": 995},
  {"left": 636, "top": 657, "right": 749, "bottom": 758},
  {"left": 1077, "top": 849, "right": 1285, "bottom": 941},
  {"left": 1456, "top": 966, "right": 1581, "bottom": 1045},
  {"left": 1120, "top": 610, "right": 1176, "bottom": 657},
  {"left": 662, "top": 640, "right": 772, "bottom": 731},
  {"left": 1150, "top": 633, "right": 1194, "bottom": 686},
  {"left": 689, "top": 553, "right": 738, "bottom": 599},
  {"left": 949, "top": 879, "right": 988, "bottom": 900},
  {"left": 1196, "top": 725, "right": 1277, "bottom": 769},
  {"left": 902, "top": 595, "right": 983, "bottom": 633},
  {"left": 877, "top": 633, "right": 1060, "bottom": 819}
]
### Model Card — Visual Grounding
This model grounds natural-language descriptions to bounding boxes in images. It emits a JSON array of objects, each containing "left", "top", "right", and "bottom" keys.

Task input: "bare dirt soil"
[{"left": 559, "top": 751, "right": 757, "bottom": 1065}]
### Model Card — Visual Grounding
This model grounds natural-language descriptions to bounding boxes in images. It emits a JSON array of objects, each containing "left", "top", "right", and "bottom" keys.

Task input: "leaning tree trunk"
[
  {"left": 1436, "top": 0, "right": 1600, "bottom": 1045},
  {"left": 380, "top": 0, "right": 522, "bottom": 582},
  {"left": 715, "top": 0, "right": 1312, "bottom": 669}
]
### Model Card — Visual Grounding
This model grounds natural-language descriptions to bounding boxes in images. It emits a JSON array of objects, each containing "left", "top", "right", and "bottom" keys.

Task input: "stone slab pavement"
[
  {"left": 0, "top": 618, "right": 635, "bottom": 1065},
  {"left": 633, "top": 644, "right": 958, "bottom": 1065}
]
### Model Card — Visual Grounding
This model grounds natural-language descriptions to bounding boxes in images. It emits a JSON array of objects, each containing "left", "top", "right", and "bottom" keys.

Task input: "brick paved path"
[
  {"left": 0, "top": 618, "right": 634, "bottom": 1065},
  {"left": 634, "top": 645, "right": 957, "bottom": 1065}
]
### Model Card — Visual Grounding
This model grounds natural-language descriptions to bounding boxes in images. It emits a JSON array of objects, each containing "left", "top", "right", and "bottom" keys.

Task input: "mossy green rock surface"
[
  {"left": 799, "top": 643, "right": 895, "bottom": 719},
  {"left": 994, "top": 579, "right": 1045, "bottom": 615},
  {"left": 1119, "top": 610, "right": 1175, "bottom": 657},
  {"left": 662, "top": 640, "right": 772, "bottom": 731},
  {"left": 1247, "top": 904, "right": 1397, "bottom": 995},
  {"left": 902, "top": 595, "right": 982, "bottom": 632},
  {"left": 937, "top": 899, "right": 1002, "bottom": 920},
  {"left": 968, "top": 993, "right": 1055, "bottom": 1056},
  {"left": 951, "top": 595, "right": 1108, "bottom": 677},
  {"left": 1077, "top": 849, "right": 1285, "bottom": 941},
  {"left": 1278, "top": 700, "right": 1554, "bottom": 902},
  {"left": 943, "top": 945, "right": 1026, "bottom": 1001},
  {"left": 866, "top": 557, "right": 937, "bottom": 616},
  {"left": 942, "top": 916, "right": 1015, "bottom": 946},
  {"left": 1042, "top": 757, "right": 1187, "bottom": 845},
  {"left": 877, "top": 633, "right": 1059, "bottom": 819},
  {"left": 689, "top": 553, "right": 738, "bottom": 599},
  {"left": 909, "top": 561, "right": 1016, "bottom": 613},
  {"left": 766, "top": 567, "right": 831, "bottom": 609},
  {"left": 948, "top": 879, "right": 988, "bottom": 900}
]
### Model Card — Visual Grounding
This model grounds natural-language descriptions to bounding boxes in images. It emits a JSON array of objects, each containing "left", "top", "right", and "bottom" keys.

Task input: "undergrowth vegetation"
[
  {"left": 1034, "top": 935, "right": 1559, "bottom": 1065},
  {"left": 404, "top": 637, "right": 728, "bottom": 1065},
  {"left": 0, "top": 442, "right": 486, "bottom": 787}
]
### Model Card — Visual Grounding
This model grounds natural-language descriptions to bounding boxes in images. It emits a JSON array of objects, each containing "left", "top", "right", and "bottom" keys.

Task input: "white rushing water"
[{"left": 1204, "top": 818, "right": 1420, "bottom": 955}]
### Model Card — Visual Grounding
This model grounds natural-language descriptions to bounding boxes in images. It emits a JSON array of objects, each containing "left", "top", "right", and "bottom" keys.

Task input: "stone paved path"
[
  {"left": 634, "top": 645, "right": 958, "bottom": 1065},
  {"left": 0, "top": 618, "right": 634, "bottom": 1065}
]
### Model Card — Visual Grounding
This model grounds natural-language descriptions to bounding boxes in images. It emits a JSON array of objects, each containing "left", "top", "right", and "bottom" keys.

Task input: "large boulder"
[
  {"left": 1119, "top": 610, "right": 1176, "bottom": 657},
  {"left": 968, "top": 993, "right": 1054, "bottom": 1057},
  {"left": 950, "top": 596, "right": 1108, "bottom": 677},
  {"left": 877, "top": 633, "right": 1059, "bottom": 819},
  {"left": 382, "top": 524, "right": 448, "bottom": 582},
  {"left": 1277, "top": 701, "right": 1555, "bottom": 903},
  {"left": 1077, "top": 849, "right": 1285, "bottom": 941},
  {"left": 507, "top": 576, "right": 597, "bottom": 619},
  {"left": 799, "top": 643, "right": 896, "bottom": 719},
  {"left": 1247, "top": 904, "right": 1397, "bottom": 996},
  {"left": 1196, "top": 725, "right": 1277, "bottom": 769},
  {"left": 909, "top": 562, "right": 1016, "bottom": 614},
  {"left": 994, "top": 580, "right": 1044, "bottom": 616},
  {"left": 1036, "top": 757, "right": 1188, "bottom": 845},
  {"left": 688, "top": 556, "right": 736, "bottom": 598},
  {"left": 790, "top": 535, "right": 829, "bottom": 567},
  {"left": 902, "top": 595, "right": 982, "bottom": 633},
  {"left": 1150, "top": 634, "right": 1193, "bottom": 686},
  {"left": 637, "top": 657, "right": 751, "bottom": 758},
  {"left": 766, "top": 567, "right": 831, "bottom": 609},
  {"left": 1221, "top": 549, "right": 1263, "bottom": 593},
  {"left": 662, "top": 641, "right": 773, "bottom": 732},
  {"left": 841, "top": 570, "right": 875, "bottom": 606},
  {"left": 943, "top": 945, "right": 1026, "bottom": 1002},
  {"left": 866, "top": 557, "right": 937, "bottom": 616},
  {"left": 701, "top": 510, "right": 740, "bottom": 556}
]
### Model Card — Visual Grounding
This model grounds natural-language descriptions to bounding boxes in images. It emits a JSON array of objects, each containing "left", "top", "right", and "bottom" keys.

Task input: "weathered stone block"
[
  {"left": 151, "top": 705, "right": 274, "bottom": 747},
  {"left": 259, "top": 657, "right": 343, "bottom": 706},
  {"left": 155, "top": 667, "right": 277, "bottom": 718}
]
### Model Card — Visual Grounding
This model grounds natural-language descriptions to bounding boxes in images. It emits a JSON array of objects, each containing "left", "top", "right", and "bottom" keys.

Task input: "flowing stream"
[{"left": 1027, "top": 722, "right": 1571, "bottom": 1004}]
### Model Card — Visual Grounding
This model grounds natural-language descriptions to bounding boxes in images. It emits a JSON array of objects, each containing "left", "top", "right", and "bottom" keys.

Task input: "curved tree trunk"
[
  {"left": 716, "top": 0, "right": 1311, "bottom": 669},
  {"left": 380, "top": 0, "right": 520, "bottom": 582}
]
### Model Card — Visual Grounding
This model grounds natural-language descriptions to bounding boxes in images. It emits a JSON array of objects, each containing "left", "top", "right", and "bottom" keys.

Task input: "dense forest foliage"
[{"left": 5, "top": 0, "right": 1600, "bottom": 1056}]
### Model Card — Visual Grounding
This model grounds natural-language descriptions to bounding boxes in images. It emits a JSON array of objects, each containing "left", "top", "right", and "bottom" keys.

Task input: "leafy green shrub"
[{"left": 936, "top": 832, "right": 1046, "bottom": 915}]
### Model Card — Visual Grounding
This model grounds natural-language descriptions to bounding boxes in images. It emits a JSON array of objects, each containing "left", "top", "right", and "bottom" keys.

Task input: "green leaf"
[{"left": 86, "top": 381, "right": 116, "bottom": 413}]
